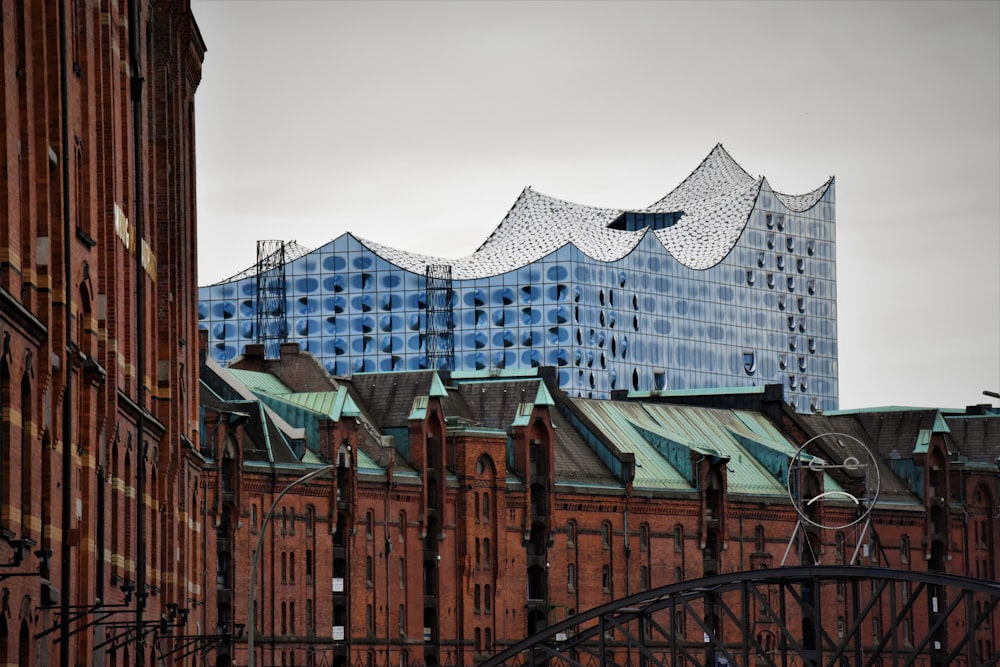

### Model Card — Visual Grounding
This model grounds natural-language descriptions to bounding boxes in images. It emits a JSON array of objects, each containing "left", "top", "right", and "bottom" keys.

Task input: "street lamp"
[{"left": 247, "top": 464, "right": 336, "bottom": 667}]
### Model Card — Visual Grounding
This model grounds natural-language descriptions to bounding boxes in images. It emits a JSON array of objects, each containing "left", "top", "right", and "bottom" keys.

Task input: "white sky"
[{"left": 191, "top": 0, "right": 1000, "bottom": 412}]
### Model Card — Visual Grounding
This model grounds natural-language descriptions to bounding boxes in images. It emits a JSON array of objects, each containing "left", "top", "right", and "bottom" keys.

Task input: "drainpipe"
[
  {"left": 127, "top": 1, "right": 148, "bottom": 664},
  {"left": 384, "top": 469, "right": 392, "bottom": 667},
  {"left": 739, "top": 512, "right": 745, "bottom": 570},
  {"left": 203, "top": 477, "right": 209, "bottom": 659},
  {"left": 57, "top": 0, "right": 73, "bottom": 664},
  {"left": 623, "top": 501, "right": 630, "bottom": 597}
]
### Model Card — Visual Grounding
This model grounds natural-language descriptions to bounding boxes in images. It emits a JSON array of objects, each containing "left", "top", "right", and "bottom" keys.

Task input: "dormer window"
[{"left": 608, "top": 211, "right": 683, "bottom": 231}]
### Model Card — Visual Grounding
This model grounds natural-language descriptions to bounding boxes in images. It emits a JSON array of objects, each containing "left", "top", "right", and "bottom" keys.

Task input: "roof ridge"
[{"left": 651, "top": 143, "right": 758, "bottom": 207}]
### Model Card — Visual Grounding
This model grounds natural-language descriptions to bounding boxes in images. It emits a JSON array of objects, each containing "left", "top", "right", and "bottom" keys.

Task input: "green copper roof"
[
  {"left": 932, "top": 411, "right": 951, "bottom": 434},
  {"left": 409, "top": 395, "right": 429, "bottom": 421},
  {"left": 568, "top": 400, "right": 694, "bottom": 491},
  {"left": 356, "top": 448, "right": 383, "bottom": 474},
  {"left": 914, "top": 428, "right": 932, "bottom": 454},
  {"left": 429, "top": 372, "right": 449, "bottom": 398},
  {"left": 533, "top": 381, "right": 555, "bottom": 406},
  {"left": 228, "top": 368, "right": 293, "bottom": 395},
  {"left": 565, "top": 400, "right": 848, "bottom": 498},
  {"left": 279, "top": 387, "right": 360, "bottom": 420},
  {"left": 511, "top": 402, "right": 535, "bottom": 428}
]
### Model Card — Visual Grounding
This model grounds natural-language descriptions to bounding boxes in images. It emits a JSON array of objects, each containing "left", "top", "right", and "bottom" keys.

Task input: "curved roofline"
[
  {"left": 203, "top": 147, "right": 834, "bottom": 284},
  {"left": 354, "top": 230, "right": 655, "bottom": 280},
  {"left": 654, "top": 142, "right": 757, "bottom": 205},
  {"left": 206, "top": 240, "right": 314, "bottom": 286},
  {"left": 770, "top": 176, "right": 835, "bottom": 213}
]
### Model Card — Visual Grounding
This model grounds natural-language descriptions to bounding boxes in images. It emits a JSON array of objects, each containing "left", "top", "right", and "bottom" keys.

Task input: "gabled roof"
[
  {"left": 200, "top": 361, "right": 304, "bottom": 465},
  {"left": 448, "top": 378, "right": 624, "bottom": 488},
  {"left": 452, "top": 379, "right": 553, "bottom": 430},
  {"left": 944, "top": 413, "right": 1000, "bottom": 465},
  {"left": 847, "top": 409, "right": 949, "bottom": 458},
  {"left": 346, "top": 370, "right": 444, "bottom": 428},
  {"left": 795, "top": 413, "right": 921, "bottom": 503}
]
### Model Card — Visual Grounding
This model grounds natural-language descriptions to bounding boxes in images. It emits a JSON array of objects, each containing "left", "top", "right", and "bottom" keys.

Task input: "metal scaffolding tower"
[
  {"left": 256, "top": 240, "right": 289, "bottom": 359},
  {"left": 425, "top": 264, "right": 455, "bottom": 371}
]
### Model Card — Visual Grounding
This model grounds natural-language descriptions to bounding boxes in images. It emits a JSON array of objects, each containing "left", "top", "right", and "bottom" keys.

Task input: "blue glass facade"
[{"left": 199, "top": 148, "right": 838, "bottom": 411}]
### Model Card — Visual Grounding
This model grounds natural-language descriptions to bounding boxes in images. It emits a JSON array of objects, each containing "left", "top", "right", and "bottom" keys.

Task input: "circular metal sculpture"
[{"left": 786, "top": 431, "right": 880, "bottom": 530}]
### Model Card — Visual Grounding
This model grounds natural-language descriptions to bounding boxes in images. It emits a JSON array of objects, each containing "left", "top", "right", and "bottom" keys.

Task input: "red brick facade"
[
  {"left": 1, "top": 1, "right": 204, "bottom": 664},
  {"left": 3, "top": 4, "right": 998, "bottom": 667},
  {"left": 201, "top": 345, "right": 1000, "bottom": 667}
]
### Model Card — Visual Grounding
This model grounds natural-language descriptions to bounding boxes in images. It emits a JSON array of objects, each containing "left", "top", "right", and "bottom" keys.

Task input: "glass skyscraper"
[{"left": 199, "top": 145, "right": 838, "bottom": 411}]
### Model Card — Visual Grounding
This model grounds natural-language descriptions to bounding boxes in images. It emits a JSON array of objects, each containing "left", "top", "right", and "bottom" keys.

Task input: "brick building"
[
  {"left": 2, "top": 3, "right": 997, "bottom": 666},
  {"left": 0, "top": 1, "right": 205, "bottom": 665},
  {"left": 200, "top": 341, "right": 999, "bottom": 667}
]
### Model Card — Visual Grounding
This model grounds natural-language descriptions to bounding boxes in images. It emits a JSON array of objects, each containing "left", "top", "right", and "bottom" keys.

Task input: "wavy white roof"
[
  {"left": 200, "top": 145, "right": 829, "bottom": 285},
  {"left": 359, "top": 145, "right": 832, "bottom": 278}
]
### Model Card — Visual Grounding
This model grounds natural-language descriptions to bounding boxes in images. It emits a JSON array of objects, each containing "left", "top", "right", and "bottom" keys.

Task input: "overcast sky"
[{"left": 191, "top": 0, "right": 999, "bottom": 412}]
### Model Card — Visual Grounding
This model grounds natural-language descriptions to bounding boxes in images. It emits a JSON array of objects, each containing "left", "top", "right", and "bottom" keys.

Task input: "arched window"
[
  {"left": 124, "top": 450, "right": 132, "bottom": 563},
  {"left": 0, "top": 360, "right": 7, "bottom": 504},
  {"left": 601, "top": 522, "right": 611, "bottom": 548},
  {"left": 217, "top": 552, "right": 231, "bottom": 587},
  {"left": 0, "top": 616, "right": 7, "bottom": 662},
  {"left": 755, "top": 525, "right": 765, "bottom": 553},
  {"left": 221, "top": 453, "right": 235, "bottom": 493},
  {"left": 111, "top": 440, "right": 120, "bottom": 573},
  {"left": 567, "top": 563, "right": 575, "bottom": 591},
  {"left": 19, "top": 620, "right": 30, "bottom": 665},
  {"left": 484, "top": 585, "right": 492, "bottom": 613},
  {"left": 20, "top": 372, "right": 31, "bottom": 537},
  {"left": 639, "top": 524, "right": 650, "bottom": 552},
  {"left": 474, "top": 585, "right": 481, "bottom": 612},
  {"left": 835, "top": 531, "right": 846, "bottom": 563},
  {"left": 674, "top": 525, "right": 684, "bottom": 552}
]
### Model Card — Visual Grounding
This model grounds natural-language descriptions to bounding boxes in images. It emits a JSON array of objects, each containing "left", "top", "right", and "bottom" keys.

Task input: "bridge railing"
[{"left": 480, "top": 566, "right": 1000, "bottom": 667}]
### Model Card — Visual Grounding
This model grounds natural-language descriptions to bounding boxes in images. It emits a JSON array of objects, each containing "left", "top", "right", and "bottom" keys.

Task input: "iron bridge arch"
[{"left": 481, "top": 566, "right": 1000, "bottom": 667}]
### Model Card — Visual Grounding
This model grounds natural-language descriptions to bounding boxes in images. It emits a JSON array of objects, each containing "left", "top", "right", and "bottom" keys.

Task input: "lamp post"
[{"left": 247, "top": 464, "right": 336, "bottom": 667}]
